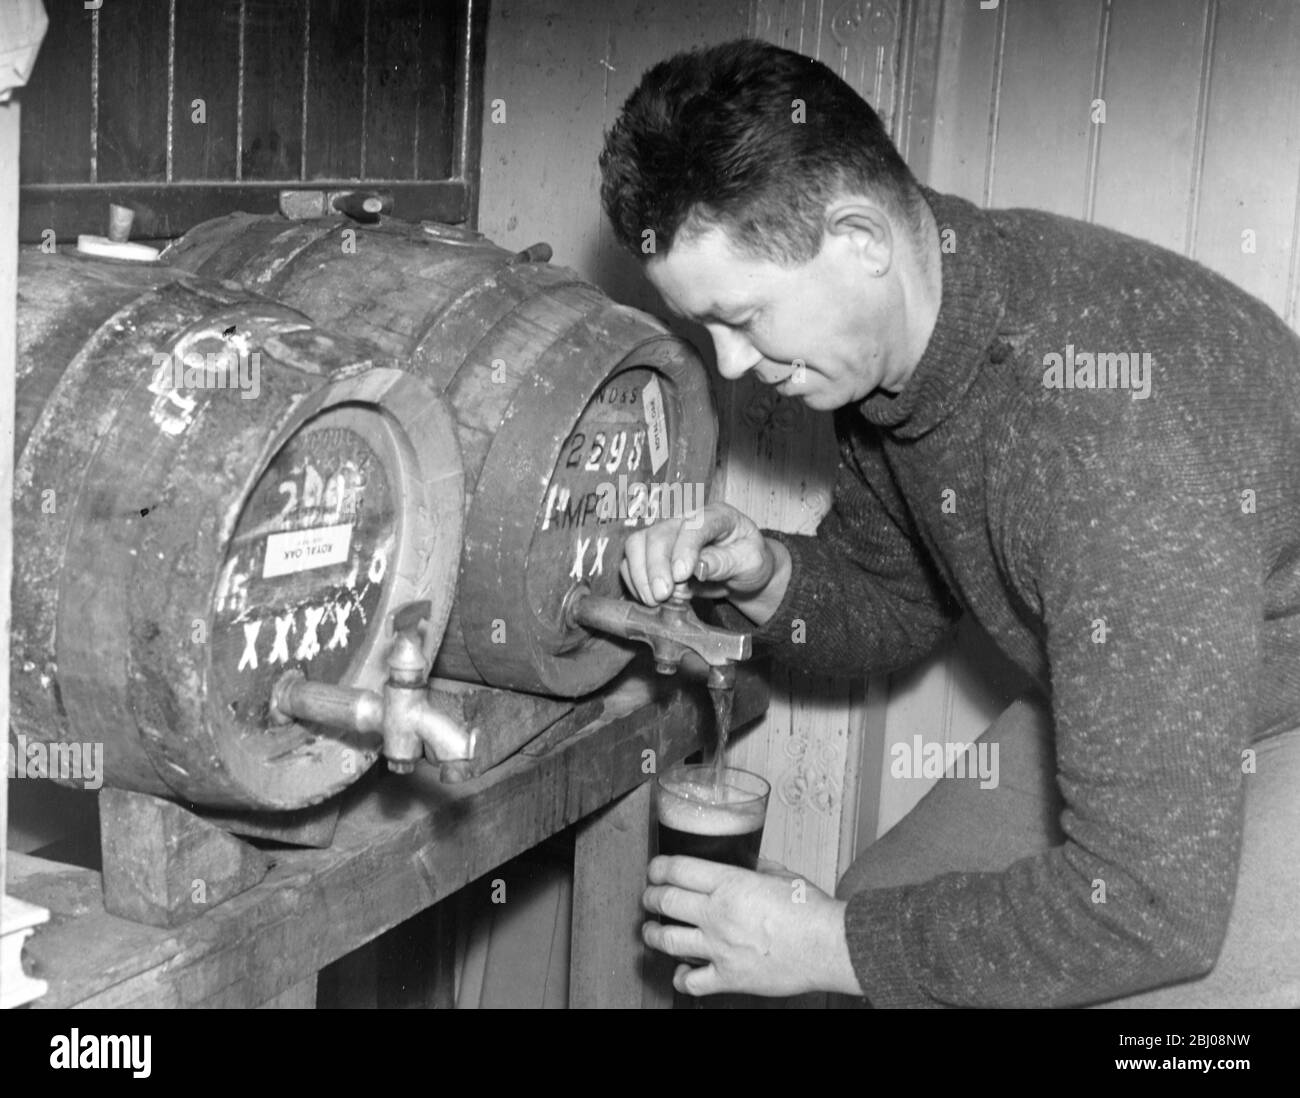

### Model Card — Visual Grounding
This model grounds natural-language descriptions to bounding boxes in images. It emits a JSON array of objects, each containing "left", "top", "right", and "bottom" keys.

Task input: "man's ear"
[{"left": 824, "top": 199, "right": 894, "bottom": 276}]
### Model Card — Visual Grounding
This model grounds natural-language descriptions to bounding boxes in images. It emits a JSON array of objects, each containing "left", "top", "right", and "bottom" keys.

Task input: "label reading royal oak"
[{"left": 261, "top": 522, "right": 354, "bottom": 579}]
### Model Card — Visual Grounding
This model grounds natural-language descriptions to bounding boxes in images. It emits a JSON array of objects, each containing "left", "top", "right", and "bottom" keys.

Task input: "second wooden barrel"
[
  {"left": 164, "top": 215, "right": 718, "bottom": 696},
  {"left": 11, "top": 251, "right": 464, "bottom": 810}
]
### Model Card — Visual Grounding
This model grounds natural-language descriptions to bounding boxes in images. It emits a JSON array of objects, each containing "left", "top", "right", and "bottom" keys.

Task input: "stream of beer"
[{"left": 709, "top": 684, "right": 734, "bottom": 796}]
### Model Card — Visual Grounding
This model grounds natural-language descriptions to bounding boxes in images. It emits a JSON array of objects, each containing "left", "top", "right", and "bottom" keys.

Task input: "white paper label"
[
  {"left": 262, "top": 523, "right": 353, "bottom": 579},
  {"left": 642, "top": 376, "right": 669, "bottom": 475}
]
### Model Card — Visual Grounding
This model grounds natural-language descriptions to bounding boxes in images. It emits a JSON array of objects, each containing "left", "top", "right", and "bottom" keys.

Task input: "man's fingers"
[
  {"left": 621, "top": 533, "right": 652, "bottom": 604},
  {"left": 643, "top": 883, "right": 709, "bottom": 926},
  {"left": 648, "top": 854, "right": 733, "bottom": 891},
  {"left": 674, "top": 962, "right": 722, "bottom": 997},
  {"left": 642, "top": 919, "right": 709, "bottom": 960},
  {"left": 669, "top": 507, "right": 736, "bottom": 579},
  {"left": 643, "top": 521, "right": 684, "bottom": 602}
]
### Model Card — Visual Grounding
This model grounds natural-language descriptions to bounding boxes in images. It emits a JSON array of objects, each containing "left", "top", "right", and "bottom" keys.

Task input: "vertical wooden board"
[
  {"left": 989, "top": 0, "right": 1104, "bottom": 214},
  {"left": 733, "top": 669, "right": 858, "bottom": 892},
  {"left": 18, "top": 0, "right": 93, "bottom": 184},
  {"left": 1192, "top": 0, "right": 1300, "bottom": 317},
  {"left": 171, "top": 0, "right": 241, "bottom": 181},
  {"left": 589, "top": 0, "right": 750, "bottom": 309},
  {"left": 414, "top": 0, "right": 458, "bottom": 181},
  {"left": 1089, "top": 0, "right": 1206, "bottom": 250},
  {"left": 750, "top": 0, "right": 824, "bottom": 57},
  {"left": 239, "top": 0, "right": 307, "bottom": 180},
  {"left": 304, "top": 0, "right": 366, "bottom": 179},
  {"left": 96, "top": 0, "right": 170, "bottom": 182},
  {"left": 475, "top": 0, "right": 613, "bottom": 270},
  {"left": 570, "top": 781, "right": 665, "bottom": 1008},
  {"left": 875, "top": 617, "right": 1024, "bottom": 836},
  {"left": 846, "top": 674, "right": 888, "bottom": 868},
  {"left": 2, "top": 99, "right": 19, "bottom": 902},
  {"left": 893, "top": 0, "right": 944, "bottom": 185},
  {"left": 362, "top": 0, "right": 423, "bottom": 178},
  {"left": 922, "top": 0, "right": 1002, "bottom": 199}
]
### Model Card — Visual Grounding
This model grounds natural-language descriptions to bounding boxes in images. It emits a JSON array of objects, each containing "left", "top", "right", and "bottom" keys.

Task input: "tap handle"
[{"left": 391, "top": 598, "right": 440, "bottom": 669}]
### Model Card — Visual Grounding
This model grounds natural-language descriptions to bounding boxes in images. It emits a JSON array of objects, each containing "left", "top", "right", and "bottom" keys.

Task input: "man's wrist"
[
  {"left": 822, "top": 899, "right": 864, "bottom": 996},
  {"left": 728, "top": 537, "right": 792, "bottom": 627}
]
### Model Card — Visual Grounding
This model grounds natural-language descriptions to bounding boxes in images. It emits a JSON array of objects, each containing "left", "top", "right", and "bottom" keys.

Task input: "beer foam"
[{"left": 657, "top": 779, "right": 764, "bottom": 836}]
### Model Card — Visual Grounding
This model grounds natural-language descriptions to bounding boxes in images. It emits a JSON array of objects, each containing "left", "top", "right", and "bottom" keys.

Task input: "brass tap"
[
  {"left": 562, "top": 582, "right": 751, "bottom": 682},
  {"left": 268, "top": 603, "right": 477, "bottom": 781}
]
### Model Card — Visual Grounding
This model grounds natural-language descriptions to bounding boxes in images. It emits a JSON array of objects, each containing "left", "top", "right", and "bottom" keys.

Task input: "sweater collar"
[{"left": 856, "top": 187, "right": 1010, "bottom": 439}]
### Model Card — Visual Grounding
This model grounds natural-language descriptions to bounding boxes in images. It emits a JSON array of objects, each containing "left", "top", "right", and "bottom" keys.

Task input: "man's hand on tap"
[{"left": 619, "top": 502, "right": 793, "bottom": 627}]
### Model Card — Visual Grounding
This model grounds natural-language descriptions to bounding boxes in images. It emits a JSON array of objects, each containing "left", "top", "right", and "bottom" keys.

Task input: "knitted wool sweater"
[{"left": 743, "top": 187, "right": 1300, "bottom": 1007}]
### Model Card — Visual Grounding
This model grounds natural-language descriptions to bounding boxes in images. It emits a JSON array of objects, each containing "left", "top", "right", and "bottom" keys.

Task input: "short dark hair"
[{"left": 599, "top": 38, "right": 923, "bottom": 265}]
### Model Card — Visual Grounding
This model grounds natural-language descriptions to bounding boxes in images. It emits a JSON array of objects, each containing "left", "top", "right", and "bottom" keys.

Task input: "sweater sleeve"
[
  {"left": 842, "top": 458, "right": 1255, "bottom": 1007},
  {"left": 720, "top": 412, "right": 960, "bottom": 678}
]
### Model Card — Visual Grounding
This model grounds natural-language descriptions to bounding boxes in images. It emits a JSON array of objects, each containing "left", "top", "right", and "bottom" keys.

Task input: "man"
[{"left": 599, "top": 38, "right": 1300, "bottom": 1007}]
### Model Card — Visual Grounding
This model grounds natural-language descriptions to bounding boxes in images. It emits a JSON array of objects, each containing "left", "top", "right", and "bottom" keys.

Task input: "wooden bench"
[{"left": 8, "top": 662, "right": 768, "bottom": 1008}]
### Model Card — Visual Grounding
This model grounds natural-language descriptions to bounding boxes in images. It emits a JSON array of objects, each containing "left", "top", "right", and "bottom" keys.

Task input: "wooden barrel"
[
  {"left": 164, "top": 215, "right": 718, "bottom": 696},
  {"left": 11, "top": 251, "right": 464, "bottom": 810}
]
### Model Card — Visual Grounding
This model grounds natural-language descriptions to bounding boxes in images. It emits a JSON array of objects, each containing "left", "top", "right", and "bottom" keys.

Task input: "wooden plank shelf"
[{"left": 8, "top": 659, "right": 769, "bottom": 1009}]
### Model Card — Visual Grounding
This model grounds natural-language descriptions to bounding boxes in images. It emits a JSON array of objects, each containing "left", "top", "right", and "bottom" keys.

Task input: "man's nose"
[{"left": 707, "top": 325, "right": 762, "bottom": 381}]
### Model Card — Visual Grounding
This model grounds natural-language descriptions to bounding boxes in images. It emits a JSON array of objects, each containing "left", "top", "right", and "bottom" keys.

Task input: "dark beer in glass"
[{"left": 655, "top": 764, "right": 769, "bottom": 873}]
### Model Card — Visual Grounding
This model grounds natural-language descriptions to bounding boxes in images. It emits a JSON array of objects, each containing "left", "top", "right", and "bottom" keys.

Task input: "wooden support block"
[
  {"left": 427, "top": 677, "right": 581, "bottom": 776},
  {"left": 571, "top": 779, "right": 674, "bottom": 1008},
  {"left": 99, "top": 789, "right": 270, "bottom": 928},
  {"left": 196, "top": 800, "right": 341, "bottom": 849}
]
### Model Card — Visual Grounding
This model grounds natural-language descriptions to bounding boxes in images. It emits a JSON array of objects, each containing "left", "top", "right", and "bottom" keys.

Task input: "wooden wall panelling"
[
  {"left": 1089, "top": 0, "right": 1208, "bottom": 250},
  {"left": 19, "top": 0, "right": 475, "bottom": 236},
  {"left": 415, "top": 0, "right": 459, "bottom": 182},
  {"left": 987, "top": 0, "right": 1106, "bottom": 215},
  {"left": 2, "top": 94, "right": 19, "bottom": 911},
  {"left": 1191, "top": 0, "right": 1300, "bottom": 321},
  {"left": 16, "top": 0, "right": 91, "bottom": 184},
  {"left": 920, "top": 0, "right": 1001, "bottom": 202},
  {"left": 590, "top": 0, "right": 752, "bottom": 311},
  {"left": 239, "top": 0, "right": 309, "bottom": 181},
  {"left": 304, "top": 0, "right": 367, "bottom": 180},
  {"left": 364, "top": 0, "right": 458, "bottom": 180},
  {"left": 172, "top": 0, "right": 242, "bottom": 181},
  {"left": 96, "top": 0, "right": 170, "bottom": 182},
  {"left": 475, "top": 2, "right": 614, "bottom": 271}
]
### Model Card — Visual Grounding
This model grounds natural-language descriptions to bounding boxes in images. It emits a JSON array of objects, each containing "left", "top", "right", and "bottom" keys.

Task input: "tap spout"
[
  {"left": 562, "top": 583, "right": 751, "bottom": 675},
  {"left": 267, "top": 606, "right": 477, "bottom": 779}
]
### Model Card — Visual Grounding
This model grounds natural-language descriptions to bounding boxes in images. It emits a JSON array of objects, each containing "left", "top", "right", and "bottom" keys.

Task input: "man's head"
[{"left": 599, "top": 39, "right": 939, "bottom": 410}]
